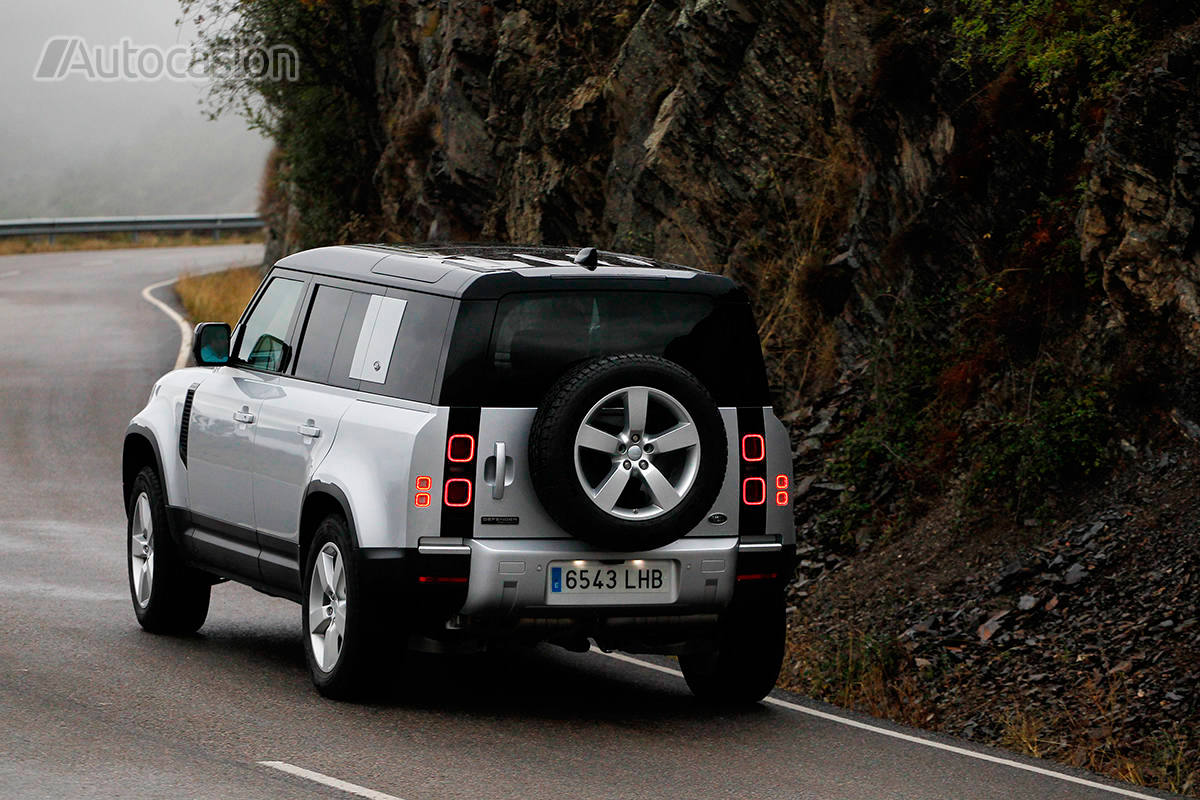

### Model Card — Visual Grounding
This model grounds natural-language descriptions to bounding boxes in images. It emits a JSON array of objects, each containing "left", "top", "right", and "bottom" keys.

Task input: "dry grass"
[
  {"left": 782, "top": 630, "right": 1199, "bottom": 796},
  {"left": 175, "top": 266, "right": 263, "bottom": 327},
  {"left": 0, "top": 230, "right": 264, "bottom": 256}
]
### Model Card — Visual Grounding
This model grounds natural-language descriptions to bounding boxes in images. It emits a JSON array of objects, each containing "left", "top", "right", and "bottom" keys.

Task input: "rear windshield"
[{"left": 439, "top": 291, "right": 769, "bottom": 407}]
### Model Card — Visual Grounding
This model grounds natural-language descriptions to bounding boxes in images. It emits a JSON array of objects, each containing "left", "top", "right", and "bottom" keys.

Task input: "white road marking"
[
  {"left": 140, "top": 277, "right": 192, "bottom": 370},
  {"left": 0, "top": 269, "right": 21, "bottom": 278},
  {"left": 259, "top": 761, "right": 405, "bottom": 800},
  {"left": 592, "top": 648, "right": 1163, "bottom": 800}
]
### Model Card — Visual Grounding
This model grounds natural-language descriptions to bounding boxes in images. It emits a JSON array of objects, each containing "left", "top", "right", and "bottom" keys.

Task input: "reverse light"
[
  {"left": 444, "top": 478, "right": 473, "bottom": 507},
  {"left": 742, "top": 477, "right": 766, "bottom": 505},
  {"left": 447, "top": 434, "right": 476, "bottom": 463},
  {"left": 741, "top": 433, "right": 765, "bottom": 462}
]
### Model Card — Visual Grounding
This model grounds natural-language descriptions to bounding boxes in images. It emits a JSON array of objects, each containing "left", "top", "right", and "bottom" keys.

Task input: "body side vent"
[{"left": 179, "top": 383, "right": 200, "bottom": 467}]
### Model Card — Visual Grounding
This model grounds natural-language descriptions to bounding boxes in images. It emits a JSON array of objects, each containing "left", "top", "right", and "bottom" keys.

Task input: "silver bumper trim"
[{"left": 737, "top": 541, "right": 782, "bottom": 552}]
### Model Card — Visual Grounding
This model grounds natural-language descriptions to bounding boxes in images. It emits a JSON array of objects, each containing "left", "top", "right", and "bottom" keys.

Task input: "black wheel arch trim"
[
  {"left": 123, "top": 424, "right": 181, "bottom": 546},
  {"left": 301, "top": 480, "right": 361, "bottom": 557}
]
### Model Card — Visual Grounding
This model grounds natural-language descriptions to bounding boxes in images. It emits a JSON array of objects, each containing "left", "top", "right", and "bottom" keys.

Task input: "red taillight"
[
  {"left": 414, "top": 492, "right": 432, "bottom": 508},
  {"left": 418, "top": 575, "right": 468, "bottom": 584},
  {"left": 776, "top": 491, "right": 790, "bottom": 506},
  {"left": 444, "top": 478, "right": 472, "bottom": 507},
  {"left": 736, "top": 572, "right": 778, "bottom": 582},
  {"left": 415, "top": 475, "right": 432, "bottom": 491},
  {"left": 742, "top": 477, "right": 766, "bottom": 505},
  {"left": 775, "top": 474, "right": 789, "bottom": 489},
  {"left": 741, "top": 433, "right": 765, "bottom": 462},
  {"left": 447, "top": 434, "right": 476, "bottom": 463}
]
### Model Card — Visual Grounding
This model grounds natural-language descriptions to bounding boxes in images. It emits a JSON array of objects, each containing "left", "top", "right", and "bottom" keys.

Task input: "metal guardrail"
[{"left": 0, "top": 214, "right": 264, "bottom": 240}]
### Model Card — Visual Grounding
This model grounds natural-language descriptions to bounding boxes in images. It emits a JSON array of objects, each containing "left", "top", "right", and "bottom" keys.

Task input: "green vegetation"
[{"left": 952, "top": 0, "right": 1145, "bottom": 112}]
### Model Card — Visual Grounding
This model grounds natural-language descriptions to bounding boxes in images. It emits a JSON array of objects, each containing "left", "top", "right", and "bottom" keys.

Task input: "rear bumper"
[{"left": 456, "top": 536, "right": 744, "bottom": 617}]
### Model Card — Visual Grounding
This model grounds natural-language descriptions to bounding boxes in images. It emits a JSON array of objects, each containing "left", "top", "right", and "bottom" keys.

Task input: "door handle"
[
  {"left": 492, "top": 441, "right": 507, "bottom": 499},
  {"left": 297, "top": 423, "right": 322, "bottom": 439},
  {"left": 233, "top": 407, "right": 255, "bottom": 424}
]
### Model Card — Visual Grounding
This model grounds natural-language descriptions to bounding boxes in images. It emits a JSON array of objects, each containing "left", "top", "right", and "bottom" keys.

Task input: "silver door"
[
  {"left": 251, "top": 376, "right": 355, "bottom": 573},
  {"left": 186, "top": 367, "right": 274, "bottom": 530}
]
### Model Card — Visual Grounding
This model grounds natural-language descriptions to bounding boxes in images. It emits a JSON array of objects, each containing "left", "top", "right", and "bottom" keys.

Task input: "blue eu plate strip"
[{"left": 550, "top": 566, "right": 562, "bottom": 593}]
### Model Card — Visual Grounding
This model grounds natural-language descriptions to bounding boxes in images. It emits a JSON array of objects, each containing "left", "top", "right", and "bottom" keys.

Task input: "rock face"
[
  {"left": 264, "top": 1, "right": 1200, "bottom": 381},
  {"left": 369, "top": 0, "right": 825, "bottom": 273},
  {"left": 1080, "top": 26, "right": 1200, "bottom": 355}
]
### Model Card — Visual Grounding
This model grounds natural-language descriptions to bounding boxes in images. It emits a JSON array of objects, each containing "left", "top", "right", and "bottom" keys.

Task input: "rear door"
[
  {"left": 186, "top": 272, "right": 307, "bottom": 577},
  {"left": 251, "top": 282, "right": 368, "bottom": 586}
]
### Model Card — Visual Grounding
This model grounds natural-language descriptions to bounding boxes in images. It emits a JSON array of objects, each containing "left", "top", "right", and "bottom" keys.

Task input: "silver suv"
[{"left": 122, "top": 245, "right": 796, "bottom": 702}]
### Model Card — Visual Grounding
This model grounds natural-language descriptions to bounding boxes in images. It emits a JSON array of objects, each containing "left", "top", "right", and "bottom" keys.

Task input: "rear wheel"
[
  {"left": 127, "top": 467, "right": 210, "bottom": 634},
  {"left": 303, "top": 514, "right": 398, "bottom": 700},
  {"left": 679, "top": 589, "right": 785, "bottom": 704}
]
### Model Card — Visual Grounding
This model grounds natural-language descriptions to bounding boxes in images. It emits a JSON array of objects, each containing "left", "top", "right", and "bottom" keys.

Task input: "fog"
[{"left": 0, "top": 0, "right": 271, "bottom": 218}]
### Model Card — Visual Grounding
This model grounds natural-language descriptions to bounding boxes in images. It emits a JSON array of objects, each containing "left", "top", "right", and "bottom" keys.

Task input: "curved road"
[{"left": 0, "top": 246, "right": 1178, "bottom": 800}]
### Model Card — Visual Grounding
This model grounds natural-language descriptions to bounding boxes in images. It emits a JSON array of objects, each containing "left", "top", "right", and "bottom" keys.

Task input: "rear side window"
[
  {"left": 440, "top": 291, "right": 768, "bottom": 406},
  {"left": 237, "top": 277, "right": 305, "bottom": 373},
  {"left": 291, "top": 283, "right": 452, "bottom": 403}
]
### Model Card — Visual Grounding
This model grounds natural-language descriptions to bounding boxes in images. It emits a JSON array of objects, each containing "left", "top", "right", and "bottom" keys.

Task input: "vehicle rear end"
[{"left": 410, "top": 267, "right": 795, "bottom": 696}]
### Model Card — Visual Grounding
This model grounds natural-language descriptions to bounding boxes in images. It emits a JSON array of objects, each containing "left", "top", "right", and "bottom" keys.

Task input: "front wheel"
[
  {"left": 302, "top": 514, "right": 399, "bottom": 700},
  {"left": 127, "top": 467, "right": 210, "bottom": 634},
  {"left": 679, "top": 589, "right": 785, "bottom": 704}
]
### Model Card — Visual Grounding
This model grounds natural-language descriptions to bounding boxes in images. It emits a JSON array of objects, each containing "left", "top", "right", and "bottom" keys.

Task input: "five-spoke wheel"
[
  {"left": 129, "top": 492, "right": 156, "bottom": 608},
  {"left": 573, "top": 386, "right": 702, "bottom": 520},
  {"left": 307, "top": 541, "right": 348, "bottom": 673},
  {"left": 126, "top": 466, "right": 210, "bottom": 634}
]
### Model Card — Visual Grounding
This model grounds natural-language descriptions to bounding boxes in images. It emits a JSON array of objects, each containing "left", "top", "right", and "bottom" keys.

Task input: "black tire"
[
  {"left": 679, "top": 589, "right": 785, "bottom": 704},
  {"left": 127, "top": 467, "right": 210, "bottom": 634},
  {"left": 302, "top": 514, "right": 398, "bottom": 700},
  {"left": 528, "top": 354, "right": 727, "bottom": 551}
]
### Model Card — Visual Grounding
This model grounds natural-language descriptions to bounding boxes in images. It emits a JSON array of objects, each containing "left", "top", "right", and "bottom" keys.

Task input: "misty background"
[{"left": 0, "top": 0, "right": 270, "bottom": 219}]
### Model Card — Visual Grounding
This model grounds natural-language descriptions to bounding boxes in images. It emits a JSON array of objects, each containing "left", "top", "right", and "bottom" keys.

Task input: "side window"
[
  {"left": 293, "top": 285, "right": 353, "bottom": 383},
  {"left": 322, "top": 289, "right": 452, "bottom": 400},
  {"left": 236, "top": 277, "right": 305, "bottom": 373}
]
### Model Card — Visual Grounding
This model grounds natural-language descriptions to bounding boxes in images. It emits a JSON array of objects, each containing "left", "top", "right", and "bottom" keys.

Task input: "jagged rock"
[{"left": 1080, "top": 24, "right": 1200, "bottom": 358}]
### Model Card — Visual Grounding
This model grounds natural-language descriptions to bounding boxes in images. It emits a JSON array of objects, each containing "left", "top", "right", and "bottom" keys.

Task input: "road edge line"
[
  {"left": 259, "top": 761, "right": 405, "bottom": 800},
  {"left": 140, "top": 277, "right": 191, "bottom": 370},
  {"left": 591, "top": 648, "right": 1164, "bottom": 800}
]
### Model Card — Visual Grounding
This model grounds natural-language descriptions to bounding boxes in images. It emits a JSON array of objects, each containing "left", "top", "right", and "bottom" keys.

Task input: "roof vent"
[{"left": 573, "top": 247, "right": 599, "bottom": 270}]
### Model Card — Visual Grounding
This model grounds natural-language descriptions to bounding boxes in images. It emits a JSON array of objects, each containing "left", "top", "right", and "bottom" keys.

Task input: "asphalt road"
[{"left": 0, "top": 246, "right": 1179, "bottom": 800}]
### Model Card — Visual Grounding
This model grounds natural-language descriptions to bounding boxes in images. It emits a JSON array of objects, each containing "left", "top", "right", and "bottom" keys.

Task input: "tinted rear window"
[{"left": 439, "top": 291, "right": 768, "bottom": 406}]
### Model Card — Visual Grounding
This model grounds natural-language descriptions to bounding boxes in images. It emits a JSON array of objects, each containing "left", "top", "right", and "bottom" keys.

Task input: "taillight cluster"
[
  {"left": 739, "top": 433, "right": 789, "bottom": 507},
  {"left": 412, "top": 433, "right": 478, "bottom": 510},
  {"left": 444, "top": 434, "right": 475, "bottom": 507}
]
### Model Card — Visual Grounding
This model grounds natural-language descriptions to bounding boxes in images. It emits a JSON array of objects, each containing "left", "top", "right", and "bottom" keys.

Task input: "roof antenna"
[{"left": 574, "top": 246, "right": 599, "bottom": 270}]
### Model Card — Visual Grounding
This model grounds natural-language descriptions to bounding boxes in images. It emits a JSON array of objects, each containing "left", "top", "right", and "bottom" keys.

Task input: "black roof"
[{"left": 274, "top": 243, "right": 741, "bottom": 300}]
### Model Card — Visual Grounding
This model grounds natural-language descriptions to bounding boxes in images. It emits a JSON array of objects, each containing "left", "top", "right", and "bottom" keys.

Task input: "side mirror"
[{"left": 193, "top": 322, "right": 231, "bottom": 367}]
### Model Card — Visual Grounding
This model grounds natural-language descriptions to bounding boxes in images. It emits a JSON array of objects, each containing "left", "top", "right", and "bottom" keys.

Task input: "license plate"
[{"left": 547, "top": 560, "right": 672, "bottom": 604}]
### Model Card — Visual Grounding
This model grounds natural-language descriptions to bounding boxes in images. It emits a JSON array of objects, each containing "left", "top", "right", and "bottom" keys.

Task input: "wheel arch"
[
  {"left": 299, "top": 481, "right": 360, "bottom": 574},
  {"left": 122, "top": 426, "right": 165, "bottom": 511}
]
